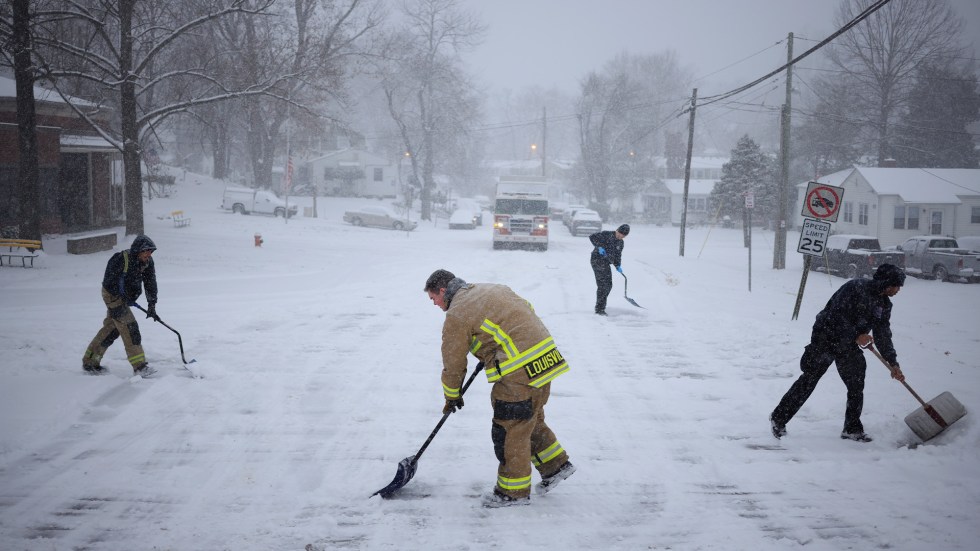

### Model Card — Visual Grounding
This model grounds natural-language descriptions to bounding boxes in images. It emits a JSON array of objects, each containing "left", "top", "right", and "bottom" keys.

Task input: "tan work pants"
[{"left": 83, "top": 288, "right": 146, "bottom": 368}]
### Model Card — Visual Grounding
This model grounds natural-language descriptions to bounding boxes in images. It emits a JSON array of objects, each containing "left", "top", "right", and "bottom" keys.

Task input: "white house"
[
  {"left": 794, "top": 167, "right": 980, "bottom": 247},
  {"left": 299, "top": 148, "right": 397, "bottom": 198},
  {"left": 662, "top": 179, "right": 719, "bottom": 226}
]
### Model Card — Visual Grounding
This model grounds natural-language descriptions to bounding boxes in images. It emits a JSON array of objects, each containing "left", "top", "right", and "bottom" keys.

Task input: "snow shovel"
[
  {"left": 132, "top": 302, "right": 201, "bottom": 378},
  {"left": 865, "top": 344, "right": 966, "bottom": 441},
  {"left": 619, "top": 270, "right": 644, "bottom": 308},
  {"left": 373, "top": 362, "right": 484, "bottom": 499}
]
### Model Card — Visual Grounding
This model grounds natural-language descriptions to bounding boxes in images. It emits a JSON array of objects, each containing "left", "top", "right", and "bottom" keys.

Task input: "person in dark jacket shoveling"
[
  {"left": 770, "top": 263, "right": 906, "bottom": 442},
  {"left": 82, "top": 235, "right": 160, "bottom": 377},
  {"left": 589, "top": 224, "right": 629, "bottom": 315}
]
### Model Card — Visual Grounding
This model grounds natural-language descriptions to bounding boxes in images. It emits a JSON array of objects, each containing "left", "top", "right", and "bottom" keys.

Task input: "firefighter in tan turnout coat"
[{"left": 424, "top": 269, "right": 576, "bottom": 508}]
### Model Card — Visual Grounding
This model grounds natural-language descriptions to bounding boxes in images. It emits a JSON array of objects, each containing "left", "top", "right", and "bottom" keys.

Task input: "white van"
[{"left": 222, "top": 186, "right": 298, "bottom": 218}]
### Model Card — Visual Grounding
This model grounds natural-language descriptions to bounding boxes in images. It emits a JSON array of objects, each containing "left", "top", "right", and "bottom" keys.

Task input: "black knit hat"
[
  {"left": 617, "top": 224, "right": 630, "bottom": 236},
  {"left": 873, "top": 263, "right": 905, "bottom": 287}
]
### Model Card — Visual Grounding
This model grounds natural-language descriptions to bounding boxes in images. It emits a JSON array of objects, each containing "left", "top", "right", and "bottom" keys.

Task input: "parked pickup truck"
[
  {"left": 895, "top": 236, "right": 980, "bottom": 282},
  {"left": 810, "top": 234, "right": 905, "bottom": 279},
  {"left": 222, "top": 186, "right": 298, "bottom": 218}
]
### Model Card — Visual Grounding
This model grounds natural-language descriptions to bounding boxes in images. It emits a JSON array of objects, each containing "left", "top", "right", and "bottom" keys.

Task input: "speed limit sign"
[{"left": 797, "top": 218, "right": 831, "bottom": 256}]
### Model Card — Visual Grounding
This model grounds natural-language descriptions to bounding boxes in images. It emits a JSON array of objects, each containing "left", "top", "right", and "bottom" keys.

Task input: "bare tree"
[
  {"left": 827, "top": 0, "right": 966, "bottom": 164},
  {"left": 15, "top": 0, "right": 296, "bottom": 235},
  {"left": 576, "top": 52, "right": 691, "bottom": 216},
  {"left": 793, "top": 76, "right": 864, "bottom": 179},
  {"left": 3, "top": 0, "right": 41, "bottom": 239},
  {"left": 221, "top": 0, "right": 381, "bottom": 191},
  {"left": 375, "top": 0, "right": 485, "bottom": 221}
]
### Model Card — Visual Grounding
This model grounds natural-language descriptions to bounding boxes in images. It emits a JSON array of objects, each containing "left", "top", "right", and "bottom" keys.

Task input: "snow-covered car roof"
[{"left": 572, "top": 209, "right": 601, "bottom": 221}]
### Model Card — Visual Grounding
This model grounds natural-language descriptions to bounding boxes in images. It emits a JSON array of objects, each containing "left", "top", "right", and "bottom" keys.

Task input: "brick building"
[{"left": 1, "top": 75, "right": 121, "bottom": 235}]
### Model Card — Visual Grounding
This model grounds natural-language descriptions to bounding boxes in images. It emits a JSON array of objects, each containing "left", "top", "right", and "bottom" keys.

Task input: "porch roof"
[{"left": 60, "top": 133, "right": 118, "bottom": 153}]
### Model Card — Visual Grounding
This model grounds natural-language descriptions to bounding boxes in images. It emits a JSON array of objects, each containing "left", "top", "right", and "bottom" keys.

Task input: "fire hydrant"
[{"left": 254, "top": 233, "right": 263, "bottom": 247}]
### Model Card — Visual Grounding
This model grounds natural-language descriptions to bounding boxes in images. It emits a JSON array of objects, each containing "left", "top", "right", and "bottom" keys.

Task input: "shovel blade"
[
  {"left": 904, "top": 391, "right": 967, "bottom": 442},
  {"left": 624, "top": 296, "right": 644, "bottom": 308},
  {"left": 373, "top": 456, "right": 418, "bottom": 499}
]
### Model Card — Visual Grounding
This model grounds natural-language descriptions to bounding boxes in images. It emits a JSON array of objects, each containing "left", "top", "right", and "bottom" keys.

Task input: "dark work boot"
[{"left": 83, "top": 363, "right": 108, "bottom": 375}]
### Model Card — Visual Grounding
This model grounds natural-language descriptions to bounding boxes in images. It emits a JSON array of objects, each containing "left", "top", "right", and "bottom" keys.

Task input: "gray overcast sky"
[{"left": 460, "top": 0, "right": 980, "bottom": 95}]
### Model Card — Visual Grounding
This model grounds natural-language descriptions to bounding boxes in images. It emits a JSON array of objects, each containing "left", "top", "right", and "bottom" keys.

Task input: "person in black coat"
[
  {"left": 588, "top": 224, "right": 629, "bottom": 315},
  {"left": 82, "top": 235, "right": 160, "bottom": 377},
  {"left": 770, "top": 263, "right": 907, "bottom": 442}
]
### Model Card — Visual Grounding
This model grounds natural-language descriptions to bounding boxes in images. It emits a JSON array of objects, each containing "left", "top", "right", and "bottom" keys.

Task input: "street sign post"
[{"left": 793, "top": 182, "right": 845, "bottom": 320}]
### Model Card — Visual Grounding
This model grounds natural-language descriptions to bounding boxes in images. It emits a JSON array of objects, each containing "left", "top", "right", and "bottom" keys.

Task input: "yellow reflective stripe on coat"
[
  {"left": 469, "top": 336, "right": 482, "bottom": 354},
  {"left": 497, "top": 336, "right": 557, "bottom": 374},
  {"left": 531, "top": 441, "right": 565, "bottom": 467},
  {"left": 480, "top": 319, "right": 518, "bottom": 359},
  {"left": 496, "top": 474, "right": 532, "bottom": 492},
  {"left": 528, "top": 361, "right": 569, "bottom": 388},
  {"left": 442, "top": 382, "right": 461, "bottom": 399}
]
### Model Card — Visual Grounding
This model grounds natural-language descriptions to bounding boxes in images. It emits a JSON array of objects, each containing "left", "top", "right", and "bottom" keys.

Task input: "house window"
[
  {"left": 931, "top": 211, "right": 943, "bottom": 235},
  {"left": 687, "top": 197, "right": 707, "bottom": 212},
  {"left": 894, "top": 206, "right": 906, "bottom": 229},
  {"left": 908, "top": 206, "right": 919, "bottom": 230},
  {"left": 373, "top": 167, "right": 383, "bottom": 182},
  {"left": 972, "top": 206, "right": 980, "bottom": 224},
  {"left": 843, "top": 202, "right": 853, "bottom": 223},
  {"left": 858, "top": 203, "right": 869, "bottom": 226}
]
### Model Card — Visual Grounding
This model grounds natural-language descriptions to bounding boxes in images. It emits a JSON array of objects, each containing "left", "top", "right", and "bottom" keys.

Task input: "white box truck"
[
  {"left": 222, "top": 186, "right": 298, "bottom": 218},
  {"left": 492, "top": 176, "right": 550, "bottom": 251}
]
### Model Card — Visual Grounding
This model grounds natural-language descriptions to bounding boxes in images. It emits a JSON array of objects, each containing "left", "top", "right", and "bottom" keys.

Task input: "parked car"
[
  {"left": 343, "top": 205, "right": 417, "bottom": 231},
  {"left": 896, "top": 236, "right": 980, "bottom": 282},
  {"left": 449, "top": 209, "right": 478, "bottom": 230},
  {"left": 569, "top": 209, "right": 603, "bottom": 237},
  {"left": 222, "top": 186, "right": 298, "bottom": 218},
  {"left": 809, "top": 234, "right": 905, "bottom": 279},
  {"left": 454, "top": 199, "right": 483, "bottom": 226},
  {"left": 562, "top": 205, "right": 588, "bottom": 228}
]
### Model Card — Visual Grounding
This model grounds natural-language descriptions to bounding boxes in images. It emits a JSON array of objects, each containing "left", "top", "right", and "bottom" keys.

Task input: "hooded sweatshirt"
[{"left": 101, "top": 235, "right": 158, "bottom": 305}]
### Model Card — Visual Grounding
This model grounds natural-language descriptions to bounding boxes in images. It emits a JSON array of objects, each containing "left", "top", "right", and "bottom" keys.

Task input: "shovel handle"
[
  {"left": 131, "top": 302, "right": 193, "bottom": 365},
  {"left": 412, "top": 361, "right": 484, "bottom": 462},
  {"left": 864, "top": 343, "right": 930, "bottom": 407}
]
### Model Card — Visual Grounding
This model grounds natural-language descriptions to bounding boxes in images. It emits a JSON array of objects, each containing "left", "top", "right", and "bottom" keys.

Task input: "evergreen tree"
[
  {"left": 892, "top": 63, "right": 980, "bottom": 168},
  {"left": 711, "top": 135, "right": 776, "bottom": 244}
]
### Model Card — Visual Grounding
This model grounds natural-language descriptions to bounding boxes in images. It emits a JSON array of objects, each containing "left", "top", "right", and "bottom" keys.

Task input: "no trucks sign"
[{"left": 801, "top": 181, "right": 844, "bottom": 222}]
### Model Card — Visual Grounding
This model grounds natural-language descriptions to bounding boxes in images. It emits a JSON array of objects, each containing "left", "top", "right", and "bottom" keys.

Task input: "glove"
[
  {"left": 443, "top": 397, "right": 464, "bottom": 414},
  {"left": 889, "top": 362, "right": 905, "bottom": 382},
  {"left": 597, "top": 247, "right": 606, "bottom": 256},
  {"left": 616, "top": 265, "right": 623, "bottom": 273},
  {"left": 146, "top": 303, "right": 160, "bottom": 321}
]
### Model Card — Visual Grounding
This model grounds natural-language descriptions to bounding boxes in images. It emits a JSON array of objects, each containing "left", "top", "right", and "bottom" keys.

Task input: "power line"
[{"left": 693, "top": 0, "right": 894, "bottom": 110}]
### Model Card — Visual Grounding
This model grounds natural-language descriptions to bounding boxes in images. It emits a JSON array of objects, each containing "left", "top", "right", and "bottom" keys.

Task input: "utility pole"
[
  {"left": 541, "top": 106, "right": 547, "bottom": 178},
  {"left": 679, "top": 88, "right": 697, "bottom": 257},
  {"left": 774, "top": 32, "right": 793, "bottom": 269}
]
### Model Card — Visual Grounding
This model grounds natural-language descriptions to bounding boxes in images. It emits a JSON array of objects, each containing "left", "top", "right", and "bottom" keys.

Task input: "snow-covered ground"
[{"left": 1, "top": 169, "right": 978, "bottom": 550}]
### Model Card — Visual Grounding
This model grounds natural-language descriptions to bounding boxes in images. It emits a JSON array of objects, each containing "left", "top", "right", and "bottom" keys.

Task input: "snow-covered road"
[{"left": 2, "top": 172, "right": 978, "bottom": 550}]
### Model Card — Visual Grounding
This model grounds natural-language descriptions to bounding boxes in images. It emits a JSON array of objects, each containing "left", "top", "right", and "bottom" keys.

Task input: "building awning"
[{"left": 60, "top": 134, "right": 119, "bottom": 153}]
